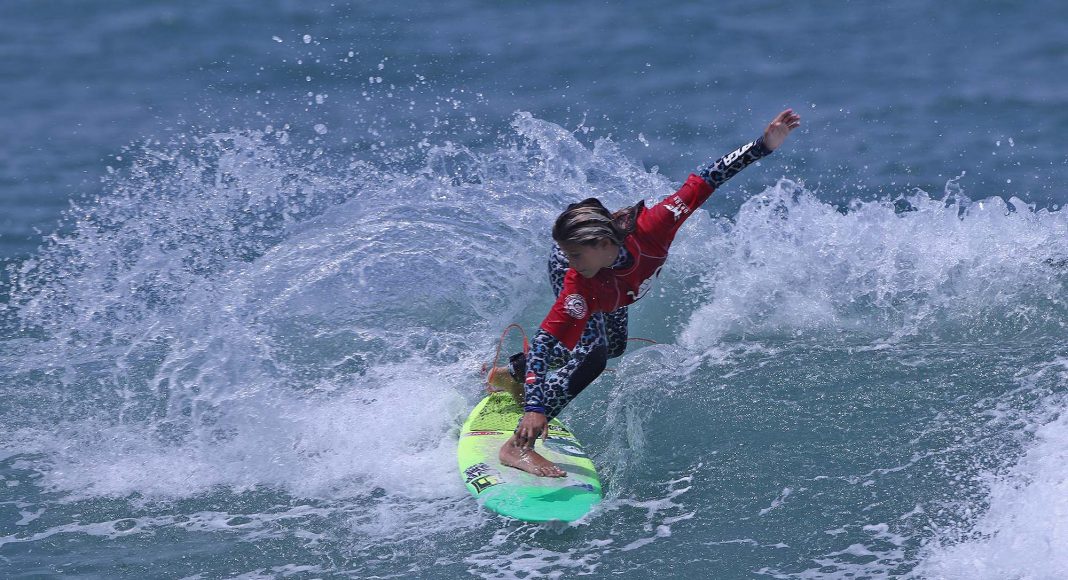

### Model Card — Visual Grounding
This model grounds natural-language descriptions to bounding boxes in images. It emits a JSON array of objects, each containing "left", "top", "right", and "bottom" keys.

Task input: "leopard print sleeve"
[{"left": 698, "top": 136, "right": 773, "bottom": 190}]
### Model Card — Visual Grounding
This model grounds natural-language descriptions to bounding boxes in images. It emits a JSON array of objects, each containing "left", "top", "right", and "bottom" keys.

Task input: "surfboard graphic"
[{"left": 457, "top": 392, "right": 602, "bottom": 522}]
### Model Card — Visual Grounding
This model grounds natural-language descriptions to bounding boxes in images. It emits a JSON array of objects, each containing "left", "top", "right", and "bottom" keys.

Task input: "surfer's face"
[{"left": 559, "top": 239, "right": 618, "bottom": 278}]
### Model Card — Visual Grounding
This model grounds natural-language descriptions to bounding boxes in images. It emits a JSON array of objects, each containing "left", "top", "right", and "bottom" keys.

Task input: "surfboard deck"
[{"left": 457, "top": 391, "right": 602, "bottom": 522}]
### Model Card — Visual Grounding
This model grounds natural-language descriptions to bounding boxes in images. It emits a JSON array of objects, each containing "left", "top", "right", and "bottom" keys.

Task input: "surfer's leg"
[
  {"left": 605, "top": 306, "right": 629, "bottom": 359},
  {"left": 485, "top": 351, "right": 525, "bottom": 404},
  {"left": 563, "top": 344, "right": 607, "bottom": 398}
]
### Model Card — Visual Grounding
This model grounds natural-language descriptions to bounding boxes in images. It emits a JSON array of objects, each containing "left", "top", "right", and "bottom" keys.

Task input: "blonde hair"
[{"left": 552, "top": 198, "right": 642, "bottom": 246}]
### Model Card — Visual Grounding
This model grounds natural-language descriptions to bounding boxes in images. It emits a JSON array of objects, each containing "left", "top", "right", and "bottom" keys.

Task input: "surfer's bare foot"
[
  {"left": 499, "top": 437, "right": 565, "bottom": 478},
  {"left": 486, "top": 366, "right": 524, "bottom": 405}
]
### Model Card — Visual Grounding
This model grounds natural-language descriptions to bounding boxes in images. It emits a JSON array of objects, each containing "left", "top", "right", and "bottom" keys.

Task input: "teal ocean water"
[{"left": 2, "top": 2, "right": 1067, "bottom": 578}]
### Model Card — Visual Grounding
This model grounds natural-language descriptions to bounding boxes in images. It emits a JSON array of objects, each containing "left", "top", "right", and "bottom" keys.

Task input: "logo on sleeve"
[
  {"left": 563, "top": 294, "right": 588, "bottom": 319},
  {"left": 664, "top": 195, "right": 691, "bottom": 221}
]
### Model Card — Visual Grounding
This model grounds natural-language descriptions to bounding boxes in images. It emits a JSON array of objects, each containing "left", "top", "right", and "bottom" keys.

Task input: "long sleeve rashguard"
[{"left": 523, "top": 137, "right": 773, "bottom": 415}]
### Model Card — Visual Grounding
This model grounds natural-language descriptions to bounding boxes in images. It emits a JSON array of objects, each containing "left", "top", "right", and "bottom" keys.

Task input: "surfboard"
[{"left": 457, "top": 391, "right": 602, "bottom": 522}]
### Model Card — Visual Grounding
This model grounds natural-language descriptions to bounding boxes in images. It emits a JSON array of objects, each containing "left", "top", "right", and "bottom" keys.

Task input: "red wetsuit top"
[
  {"left": 540, "top": 173, "right": 714, "bottom": 349},
  {"left": 520, "top": 136, "right": 773, "bottom": 414}
]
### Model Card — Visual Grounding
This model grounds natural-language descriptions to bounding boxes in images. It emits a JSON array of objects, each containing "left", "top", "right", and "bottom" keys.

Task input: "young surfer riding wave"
[{"left": 488, "top": 109, "right": 801, "bottom": 477}]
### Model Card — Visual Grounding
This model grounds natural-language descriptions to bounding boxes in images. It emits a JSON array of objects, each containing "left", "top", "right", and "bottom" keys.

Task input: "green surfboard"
[{"left": 457, "top": 392, "right": 602, "bottom": 522}]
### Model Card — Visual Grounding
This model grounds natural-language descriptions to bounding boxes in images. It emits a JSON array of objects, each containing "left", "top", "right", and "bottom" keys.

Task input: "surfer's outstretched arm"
[
  {"left": 641, "top": 110, "right": 800, "bottom": 239},
  {"left": 697, "top": 137, "right": 773, "bottom": 192},
  {"left": 693, "top": 108, "right": 801, "bottom": 201}
]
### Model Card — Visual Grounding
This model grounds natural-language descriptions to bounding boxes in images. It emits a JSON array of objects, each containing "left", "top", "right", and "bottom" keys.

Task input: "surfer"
[{"left": 489, "top": 109, "right": 801, "bottom": 477}]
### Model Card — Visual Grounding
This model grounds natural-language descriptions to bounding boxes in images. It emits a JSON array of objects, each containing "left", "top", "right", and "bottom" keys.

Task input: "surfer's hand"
[
  {"left": 515, "top": 412, "right": 547, "bottom": 448},
  {"left": 763, "top": 109, "right": 801, "bottom": 151}
]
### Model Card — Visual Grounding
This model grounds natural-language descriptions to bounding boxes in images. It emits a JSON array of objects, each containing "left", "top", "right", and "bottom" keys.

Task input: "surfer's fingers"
[{"left": 777, "top": 110, "right": 800, "bottom": 127}]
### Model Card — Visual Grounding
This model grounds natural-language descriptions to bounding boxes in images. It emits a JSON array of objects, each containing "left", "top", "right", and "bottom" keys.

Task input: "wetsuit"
[{"left": 511, "top": 137, "right": 774, "bottom": 421}]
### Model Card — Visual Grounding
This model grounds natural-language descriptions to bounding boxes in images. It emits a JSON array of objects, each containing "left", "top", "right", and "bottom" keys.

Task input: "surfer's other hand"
[
  {"left": 515, "top": 411, "right": 547, "bottom": 447},
  {"left": 763, "top": 109, "right": 801, "bottom": 151}
]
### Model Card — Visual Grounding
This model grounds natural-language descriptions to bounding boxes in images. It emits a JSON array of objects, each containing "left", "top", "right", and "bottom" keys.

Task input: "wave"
[
  {"left": 915, "top": 357, "right": 1068, "bottom": 579},
  {"left": 2, "top": 113, "right": 1066, "bottom": 577},
  {"left": 672, "top": 179, "right": 1068, "bottom": 350}
]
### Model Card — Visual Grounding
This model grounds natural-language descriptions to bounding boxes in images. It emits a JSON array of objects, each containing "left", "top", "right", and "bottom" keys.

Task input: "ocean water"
[{"left": 2, "top": 1, "right": 1067, "bottom": 578}]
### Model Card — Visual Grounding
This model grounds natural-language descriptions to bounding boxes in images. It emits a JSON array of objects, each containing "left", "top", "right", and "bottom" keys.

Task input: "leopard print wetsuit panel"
[{"left": 508, "top": 246, "right": 628, "bottom": 420}]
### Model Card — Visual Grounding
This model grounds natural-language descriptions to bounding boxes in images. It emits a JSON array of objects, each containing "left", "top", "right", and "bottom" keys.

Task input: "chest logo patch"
[{"left": 563, "top": 293, "right": 588, "bottom": 319}]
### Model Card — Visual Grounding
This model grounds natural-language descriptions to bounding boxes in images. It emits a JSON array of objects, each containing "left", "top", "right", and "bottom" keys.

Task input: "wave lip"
[{"left": 676, "top": 180, "right": 1068, "bottom": 348}]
